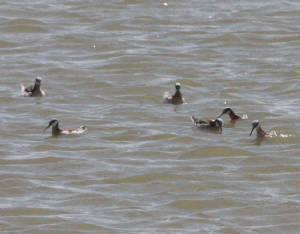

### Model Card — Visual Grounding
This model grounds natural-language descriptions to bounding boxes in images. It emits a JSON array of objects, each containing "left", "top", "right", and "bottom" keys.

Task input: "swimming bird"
[
  {"left": 43, "top": 119, "right": 87, "bottom": 136},
  {"left": 249, "top": 120, "right": 276, "bottom": 138},
  {"left": 191, "top": 116, "right": 223, "bottom": 133},
  {"left": 164, "top": 82, "right": 186, "bottom": 105},
  {"left": 217, "top": 107, "right": 248, "bottom": 121},
  {"left": 21, "top": 77, "right": 46, "bottom": 97}
]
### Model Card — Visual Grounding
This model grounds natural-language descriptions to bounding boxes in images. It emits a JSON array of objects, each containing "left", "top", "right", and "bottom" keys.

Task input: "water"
[{"left": 0, "top": 1, "right": 299, "bottom": 233}]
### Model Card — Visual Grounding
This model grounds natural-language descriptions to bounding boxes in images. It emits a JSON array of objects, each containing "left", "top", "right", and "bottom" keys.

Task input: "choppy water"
[{"left": 0, "top": 1, "right": 299, "bottom": 233}]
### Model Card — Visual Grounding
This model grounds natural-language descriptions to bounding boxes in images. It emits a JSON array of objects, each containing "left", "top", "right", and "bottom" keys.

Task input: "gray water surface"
[{"left": 0, "top": 1, "right": 299, "bottom": 233}]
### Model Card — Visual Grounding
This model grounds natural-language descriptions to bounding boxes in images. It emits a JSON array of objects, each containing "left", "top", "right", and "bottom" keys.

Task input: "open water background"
[{"left": 0, "top": 1, "right": 299, "bottom": 233}]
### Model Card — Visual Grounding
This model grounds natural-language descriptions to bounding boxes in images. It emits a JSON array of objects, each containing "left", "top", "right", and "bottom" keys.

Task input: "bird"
[
  {"left": 21, "top": 77, "right": 46, "bottom": 97},
  {"left": 191, "top": 116, "right": 223, "bottom": 133},
  {"left": 217, "top": 107, "right": 248, "bottom": 121},
  {"left": 164, "top": 82, "right": 186, "bottom": 105},
  {"left": 43, "top": 119, "right": 87, "bottom": 136},
  {"left": 249, "top": 120, "right": 276, "bottom": 138}
]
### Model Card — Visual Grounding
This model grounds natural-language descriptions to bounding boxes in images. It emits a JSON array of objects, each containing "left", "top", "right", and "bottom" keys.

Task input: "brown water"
[{"left": 0, "top": 1, "right": 299, "bottom": 233}]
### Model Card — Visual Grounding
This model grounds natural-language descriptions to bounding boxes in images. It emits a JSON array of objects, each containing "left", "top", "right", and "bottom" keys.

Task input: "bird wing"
[
  {"left": 61, "top": 126, "right": 87, "bottom": 135},
  {"left": 24, "top": 85, "right": 34, "bottom": 93},
  {"left": 208, "top": 119, "right": 217, "bottom": 127},
  {"left": 191, "top": 116, "right": 208, "bottom": 125}
]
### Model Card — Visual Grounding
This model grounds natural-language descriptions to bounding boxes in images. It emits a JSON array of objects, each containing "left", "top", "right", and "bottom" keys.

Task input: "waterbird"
[
  {"left": 44, "top": 119, "right": 87, "bottom": 136},
  {"left": 249, "top": 120, "right": 276, "bottom": 138},
  {"left": 21, "top": 77, "right": 46, "bottom": 97},
  {"left": 191, "top": 116, "right": 223, "bottom": 133},
  {"left": 217, "top": 107, "right": 248, "bottom": 121},
  {"left": 164, "top": 82, "right": 186, "bottom": 105}
]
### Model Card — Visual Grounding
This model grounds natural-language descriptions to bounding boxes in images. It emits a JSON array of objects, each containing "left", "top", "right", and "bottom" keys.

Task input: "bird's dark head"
[
  {"left": 217, "top": 107, "right": 232, "bottom": 118},
  {"left": 35, "top": 77, "right": 42, "bottom": 86},
  {"left": 250, "top": 120, "right": 260, "bottom": 136},
  {"left": 44, "top": 119, "right": 58, "bottom": 132},
  {"left": 175, "top": 82, "right": 181, "bottom": 90}
]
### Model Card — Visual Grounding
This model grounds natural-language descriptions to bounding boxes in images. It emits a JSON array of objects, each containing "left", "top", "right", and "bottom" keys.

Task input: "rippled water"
[{"left": 0, "top": 1, "right": 299, "bottom": 233}]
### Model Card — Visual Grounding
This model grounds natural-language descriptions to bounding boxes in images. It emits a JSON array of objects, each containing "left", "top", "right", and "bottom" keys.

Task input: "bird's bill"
[
  {"left": 217, "top": 109, "right": 226, "bottom": 118},
  {"left": 219, "top": 127, "right": 222, "bottom": 133},
  {"left": 249, "top": 126, "right": 255, "bottom": 136},
  {"left": 216, "top": 121, "right": 222, "bottom": 133},
  {"left": 217, "top": 113, "right": 223, "bottom": 118},
  {"left": 43, "top": 124, "right": 51, "bottom": 132}
]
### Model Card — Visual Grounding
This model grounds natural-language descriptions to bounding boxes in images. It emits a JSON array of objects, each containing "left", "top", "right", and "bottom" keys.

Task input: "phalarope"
[
  {"left": 21, "top": 77, "right": 46, "bottom": 97},
  {"left": 217, "top": 107, "right": 248, "bottom": 121},
  {"left": 191, "top": 116, "right": 223, "bottom": 133},
  {"left": 44, "top": 119, "right": 87, "bottom": 136},
  {"left": 249, "top": 120, "right": 276, "bottom": 138},
  {"left": 164, "top": 82, "right": 186, "bottom": 105}
]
